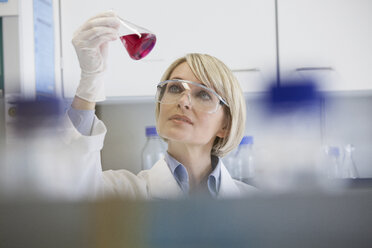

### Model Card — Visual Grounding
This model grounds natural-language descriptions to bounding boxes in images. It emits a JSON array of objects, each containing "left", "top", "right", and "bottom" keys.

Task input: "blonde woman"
[{"left": 66, "top": 11, "right": 256, "bottom": 199}]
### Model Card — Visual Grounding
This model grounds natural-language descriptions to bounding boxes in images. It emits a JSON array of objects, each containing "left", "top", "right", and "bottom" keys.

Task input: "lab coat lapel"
[
  {"left": 218, "top": 163, "right": 241, "bottom": 198},
  {"left": 144, "top": 158, "right": 241, "bottom": 199},
  {"left": 146, "top": 158, "right": 184, "bottom": 199}
]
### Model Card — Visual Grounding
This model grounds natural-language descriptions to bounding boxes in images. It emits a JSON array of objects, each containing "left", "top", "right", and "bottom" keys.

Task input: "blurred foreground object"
[
  {"left": 1, "top": 192, "right": 372, "bottom": 248},
  {"left": 0, "top": 98, "right": 96, "bottom": 200},
  {"left": 255, "top": 79, "right": 337, "bottom": 192}
]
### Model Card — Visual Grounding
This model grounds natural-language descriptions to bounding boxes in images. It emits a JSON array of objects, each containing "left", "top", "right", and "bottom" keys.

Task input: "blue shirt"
[
  {"left": 67, "top": 107, "right": 95, "bottom": 136},
  {"left": 164, "top": 152, "right": 221, "bottom": 197},
  {"left": 68, "top": 107, "right": 222, "bottom": 197}
]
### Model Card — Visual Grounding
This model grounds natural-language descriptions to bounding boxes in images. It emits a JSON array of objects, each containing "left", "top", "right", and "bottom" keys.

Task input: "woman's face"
[{"left": 157, "top": 62, "right": 227, "bottom": 149}]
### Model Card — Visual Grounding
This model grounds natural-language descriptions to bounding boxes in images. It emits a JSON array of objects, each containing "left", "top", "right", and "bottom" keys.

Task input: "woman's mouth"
[{"left": 169, "top": 115, "right": 193, "bottom": 125}]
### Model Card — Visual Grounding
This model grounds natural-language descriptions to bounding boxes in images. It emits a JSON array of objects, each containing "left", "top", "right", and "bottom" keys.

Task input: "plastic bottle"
[
  {"left": 234, "top": 136, "right": 255, "bottom": 182},
  {"left": 324, "top": 146, "right": 342, "bottom": 179},
  {"left": 141, "top": 126, "right": 166, "bottom": 170},
  {"left": 223, "top": 150, "right": 239, "bottom": 179},
  {"left": 341, "top": 144, "right": 359, "bottom": 178}
]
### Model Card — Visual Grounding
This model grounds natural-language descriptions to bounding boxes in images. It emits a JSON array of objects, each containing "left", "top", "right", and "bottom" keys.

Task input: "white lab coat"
[{"left": 61, "top": 113, "right": 257, "bottom": 200}]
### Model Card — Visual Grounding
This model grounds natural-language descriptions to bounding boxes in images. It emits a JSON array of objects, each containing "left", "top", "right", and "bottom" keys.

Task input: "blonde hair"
[{"left": 155, "top": 53, "right": 246, "bottom": 157}]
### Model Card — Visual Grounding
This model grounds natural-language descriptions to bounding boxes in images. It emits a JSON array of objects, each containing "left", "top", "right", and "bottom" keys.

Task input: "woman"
[{"left": 66, "top": 11, "right": 256, "bottom": 199}]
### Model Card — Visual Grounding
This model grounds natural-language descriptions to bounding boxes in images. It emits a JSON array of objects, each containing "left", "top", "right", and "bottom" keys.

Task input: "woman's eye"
[
  {"left": 168, "top": 84, "right": 182, "bottom": 93},
  {"left": 197, "top": 90, "right": 212, "bottom": 101}
]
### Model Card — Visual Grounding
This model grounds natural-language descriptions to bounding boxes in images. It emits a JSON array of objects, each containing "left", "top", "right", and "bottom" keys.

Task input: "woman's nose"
[{"left": 177, "top": 92, "right": 192, "bottom": 110}]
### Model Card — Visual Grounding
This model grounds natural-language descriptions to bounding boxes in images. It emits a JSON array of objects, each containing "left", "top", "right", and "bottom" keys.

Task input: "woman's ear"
[
  {"left": 216, "top": 127, "right": 227, "bottom": 138},
  {"left": 217, "top": 110, "right": 230, "bottom": 138},
  {"left": 216, "top": 118, "right": 229, "bottom": 138}
]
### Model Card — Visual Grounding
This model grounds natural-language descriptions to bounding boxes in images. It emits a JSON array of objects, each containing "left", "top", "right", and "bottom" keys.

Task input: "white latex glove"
[{"left": 72, "top": 11, "right": 120, "bottom": 102}]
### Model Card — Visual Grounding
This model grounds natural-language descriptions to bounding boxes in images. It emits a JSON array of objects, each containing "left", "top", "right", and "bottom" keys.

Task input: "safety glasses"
[{"left": 156, "top": 79, "right": 229, "bottom": 114}]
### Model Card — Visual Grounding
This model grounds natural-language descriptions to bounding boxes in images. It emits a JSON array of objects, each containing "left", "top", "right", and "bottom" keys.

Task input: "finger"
[
  {"left": 86, "top": 34, "right": 117, "bottom": 49},
  {"left": 80, "top": 16, "right": 121, "bottom": 32},
  {"left": 73, "top": 26, "right": 118, "bottom": 44},
  {"left": 85, "top": 10, "right": 117, "bottom": 22},
  {"left": 74, "top": 32, "right": 117, "bottom": 49}
]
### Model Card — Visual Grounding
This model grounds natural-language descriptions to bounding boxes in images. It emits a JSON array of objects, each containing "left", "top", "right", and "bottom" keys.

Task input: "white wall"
[
  {"left": 59, "top": 0, "right": 276, "bottom": 98},
  {"left": 97, "top": 99, "right": 157, "bottom": 174}
]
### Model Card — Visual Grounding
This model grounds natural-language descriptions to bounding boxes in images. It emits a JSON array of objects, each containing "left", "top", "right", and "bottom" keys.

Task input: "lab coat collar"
[
  {"left": 144, "top": 158, "right": 184, "bottom": 199},
  {"left": 218, "top": 161, "right": 241, "bottom": 199},
  {"left": 144, "top": 158, "right": 241, "bottom": 200}
]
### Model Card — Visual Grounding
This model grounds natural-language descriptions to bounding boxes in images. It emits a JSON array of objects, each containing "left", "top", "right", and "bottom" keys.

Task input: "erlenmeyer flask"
[{"left": 117, "top": 16, "right": 156, "bottom": 60}]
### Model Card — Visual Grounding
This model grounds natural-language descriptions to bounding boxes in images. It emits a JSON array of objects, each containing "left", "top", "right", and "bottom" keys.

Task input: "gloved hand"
[{"left": 72, "top": 11, "right": 120, "bottom": 102}]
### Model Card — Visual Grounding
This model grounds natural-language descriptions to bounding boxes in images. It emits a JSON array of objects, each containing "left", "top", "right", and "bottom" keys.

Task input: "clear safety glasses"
[{"left": 156, "top": 79, "right": 229, "bottom": 114}]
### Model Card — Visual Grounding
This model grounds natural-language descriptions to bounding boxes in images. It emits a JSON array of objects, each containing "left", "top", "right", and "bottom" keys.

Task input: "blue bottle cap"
[
  {"left": 240, "top": 136, "right": 253, "bottom": 145},
  {"left": 145, "top": 126, "right": 158, "bottom": 137},
  {"left": 328, "top": 146, "right": 340, "bottom": 156}
]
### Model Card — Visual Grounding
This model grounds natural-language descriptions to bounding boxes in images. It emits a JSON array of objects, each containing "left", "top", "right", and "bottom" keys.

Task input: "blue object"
[
  {"left": 67, "top": 107, "right": 95, "bottom": 136},
  {"left": 263, "top": 78, "right": 322, "bottom": 114},
  {"left": 146, "top": 126, "right": 158, "bottom": 137},
  {"left": 270, "top": 82, "right": 317, "bottom": 103},
  {"left": 33, "top": 0, "right": 55, "bottom": 98},
  {"left": 328, "top": 146, "right": 340, "bottom": 157},
  {"left": 164, "top": 153, "right": 221, "bottom": 197},
  {"left": 13, "top": 97, "right": 64, "bottom": 132},
  {"left": 240, "top": 136, "right": 254, "bottom": 145}
]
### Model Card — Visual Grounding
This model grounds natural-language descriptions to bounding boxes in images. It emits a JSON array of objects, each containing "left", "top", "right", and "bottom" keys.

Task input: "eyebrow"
[
  {"left": 170, "top": 77, "right": 183, "bottom": 80},
  {"left": 170, "top": 77, "right": 207, "bottom": 87}
]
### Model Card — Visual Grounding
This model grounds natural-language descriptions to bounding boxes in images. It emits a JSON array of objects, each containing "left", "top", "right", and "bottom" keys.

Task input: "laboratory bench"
[{"left": 1, "top": 189, "right": 372, "bottom": 248}]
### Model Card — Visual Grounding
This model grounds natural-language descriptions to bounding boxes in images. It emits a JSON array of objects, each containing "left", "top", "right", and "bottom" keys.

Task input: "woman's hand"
[{"left": 72, "top": 10, "right": 120, "bottom": 102}]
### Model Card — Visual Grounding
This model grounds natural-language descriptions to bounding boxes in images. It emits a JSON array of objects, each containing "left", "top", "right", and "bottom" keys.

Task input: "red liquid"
[{"left": 120, "top": 33, "right": 156, "bottom": 60}]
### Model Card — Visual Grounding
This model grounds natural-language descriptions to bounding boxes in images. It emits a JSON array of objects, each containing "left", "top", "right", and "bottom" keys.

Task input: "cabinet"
[
  {"left": 60, "top": 0, "right": 277, "bottom": 98},
  {"left": 278, "top": 0, "right": 372, "bottom": 92},
  {"left": 61, "top": 0, "right": 372, "bottom": 98}
]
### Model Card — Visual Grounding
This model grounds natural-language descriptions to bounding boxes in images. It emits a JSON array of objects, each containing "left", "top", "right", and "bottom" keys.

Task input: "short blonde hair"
[{"left": 155, "top": 53, "right": 246, "bottom": 157}]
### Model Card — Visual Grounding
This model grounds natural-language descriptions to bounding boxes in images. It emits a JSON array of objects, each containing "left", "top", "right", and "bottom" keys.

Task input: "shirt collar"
[
  {"left": 164, "top": 152, "right": 221, "bottom": 197},
  {"left": 208, "top": 155, "right": 221, "bottom": 197}
]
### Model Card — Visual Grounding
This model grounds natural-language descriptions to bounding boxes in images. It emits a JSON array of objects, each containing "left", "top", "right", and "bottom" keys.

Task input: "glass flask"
[
  {"left": 117, "top": 16, "right": 156, "bottom": 60},
  {"left": 341, "top": 144, "right": 359, "bottom": 179}
]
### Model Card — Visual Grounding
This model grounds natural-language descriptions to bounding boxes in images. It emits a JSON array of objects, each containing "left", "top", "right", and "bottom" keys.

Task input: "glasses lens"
[{"left": 156, "top": 80, "right": 221, "bottom": 113}]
